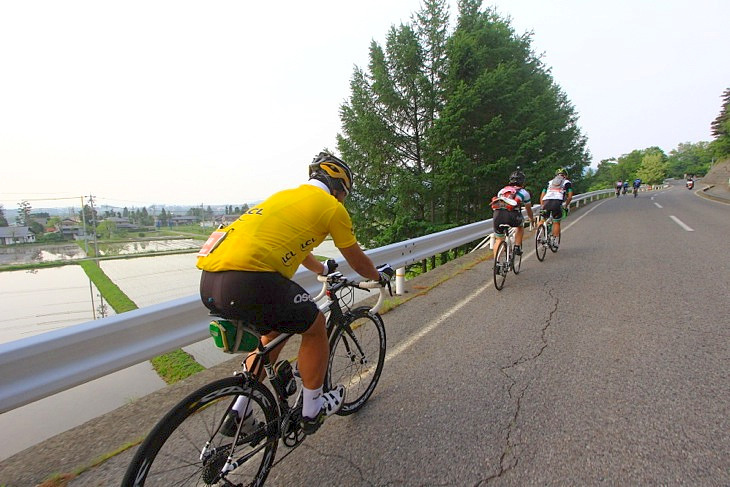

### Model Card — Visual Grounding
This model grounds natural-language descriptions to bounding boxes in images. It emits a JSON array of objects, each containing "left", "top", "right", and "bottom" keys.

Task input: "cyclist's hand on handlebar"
[
  {"left": 376, "top": 264, "right": 394, "bottom": 295},
  {"left": 321, "top": 258, "right": 338, "bottom": 276}
]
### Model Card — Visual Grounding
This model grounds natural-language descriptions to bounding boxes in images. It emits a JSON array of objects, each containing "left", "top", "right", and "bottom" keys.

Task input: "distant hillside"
[{"left": 702, "top": 158, "right": 730, "bottom": 188}]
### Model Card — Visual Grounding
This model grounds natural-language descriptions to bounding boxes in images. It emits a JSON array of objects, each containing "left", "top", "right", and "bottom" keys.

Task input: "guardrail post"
[{"left": 395, "top": 266, "right": 406, "bottom": 295}]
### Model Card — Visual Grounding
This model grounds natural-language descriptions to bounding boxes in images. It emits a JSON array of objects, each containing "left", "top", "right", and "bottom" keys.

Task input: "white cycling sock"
[
  {"left": 302, "top": 385, "right": 324, "bottom": 419},
  {"left": 232, "top": 395, "right": 253, "bottom": 418}
]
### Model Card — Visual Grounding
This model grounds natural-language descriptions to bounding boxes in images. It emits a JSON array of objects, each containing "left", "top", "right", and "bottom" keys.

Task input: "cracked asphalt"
[{"left": 3, "top": 182, "right": 728, "bottom": 486}]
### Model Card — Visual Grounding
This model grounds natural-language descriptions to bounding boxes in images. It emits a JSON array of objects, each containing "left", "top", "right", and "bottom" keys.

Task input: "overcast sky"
[{"left": 1, "top": 0, "right": 728, "bottom": 210}]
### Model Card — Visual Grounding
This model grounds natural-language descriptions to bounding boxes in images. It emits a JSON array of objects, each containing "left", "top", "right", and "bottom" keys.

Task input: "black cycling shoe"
[{"left": 513, "top": 245, "right": 522, "bottom": 256}]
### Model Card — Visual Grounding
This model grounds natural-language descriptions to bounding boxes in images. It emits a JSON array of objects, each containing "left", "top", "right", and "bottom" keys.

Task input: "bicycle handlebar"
[{"left": 315, "top": 274, "right": 388, "bottom": 314}]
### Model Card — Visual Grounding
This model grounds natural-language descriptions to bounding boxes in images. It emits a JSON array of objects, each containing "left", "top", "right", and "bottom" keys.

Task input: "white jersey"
[{"left": 542, "top": 177, "right": 572, "bottom": 201}]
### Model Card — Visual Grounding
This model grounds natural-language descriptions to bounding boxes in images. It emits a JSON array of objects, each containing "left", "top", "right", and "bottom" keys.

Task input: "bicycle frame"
[{"left": 214, "top": 274, "right": 386, "bottom": 465}]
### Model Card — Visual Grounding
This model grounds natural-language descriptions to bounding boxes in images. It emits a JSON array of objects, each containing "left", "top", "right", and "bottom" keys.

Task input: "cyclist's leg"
[
  {"left": 492, "top": 209, "right": 508, "bottom": 251},
  {"left": 298, "top": 312, "right": 328, "bottom": 390},
  {"left": 514, "top": 221, "right": 525, "bottom": 246}
]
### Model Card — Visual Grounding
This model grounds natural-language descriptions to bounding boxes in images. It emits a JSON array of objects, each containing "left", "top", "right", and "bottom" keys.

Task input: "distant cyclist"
[
  {"left": 615, "top": 180, "right": 623, "bottom": 197},
  {"left": 632, "top": 178, "right": 642, "bottom": 196},
  {"left": 539, "top": 168, "right": 573, "bottom": 250},
  {"left": 491, "top": 170, "right": 534, "bottom": 256},
  {"left": 622, "top": 180, "right": 629, "bottom": 195}
]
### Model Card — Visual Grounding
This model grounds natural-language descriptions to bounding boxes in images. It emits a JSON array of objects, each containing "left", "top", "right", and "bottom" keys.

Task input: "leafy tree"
[
  {"left": 636, "top": 152, "right": 668, "bottom": 184},
  {"left": 338, "top": 0, "right": 450, "bottom": 246},
  {"left": 16, "top": 200, "right": 32, "bottom": 226},
  {"left": 666, "top": 141, "right": 713, "bottom": 178},
  {"left": 96, "top": 220, "right": 118, "bottom": 239},
  {"left": 432, "top": 2, "right": 589, "bottom": 216},
  {"left": 710, "top": 87, "right": 730, "bottom": 158},
  {"left": 0, "top": 205, "right": 8, "bottom": 227},
  {"left": 338, "top": 0, "right": 588, "bottom": 247}
]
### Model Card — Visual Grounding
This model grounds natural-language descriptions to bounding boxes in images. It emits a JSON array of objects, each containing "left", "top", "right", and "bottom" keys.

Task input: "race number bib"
[{"left": 197, "top": 230, "right": 228, "bottom": 257}]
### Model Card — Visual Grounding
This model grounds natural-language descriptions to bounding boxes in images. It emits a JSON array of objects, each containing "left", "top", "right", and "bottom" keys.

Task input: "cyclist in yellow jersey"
[{"left": 197, "top": 152, "right": 393, "bottom": 436}]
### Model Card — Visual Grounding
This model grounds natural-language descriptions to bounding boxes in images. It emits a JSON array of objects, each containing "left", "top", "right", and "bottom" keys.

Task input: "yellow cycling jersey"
[{"left": 196, "top": 184, "right": 357, "bottom": 279}]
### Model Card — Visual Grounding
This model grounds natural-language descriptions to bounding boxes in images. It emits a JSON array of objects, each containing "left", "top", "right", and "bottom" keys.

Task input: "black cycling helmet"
[
  {"left": 509, "top": 170, "right": 526, "bottom": 186},
  {"left": 308, "top": 152, "right": 353, "bottom": 195}
]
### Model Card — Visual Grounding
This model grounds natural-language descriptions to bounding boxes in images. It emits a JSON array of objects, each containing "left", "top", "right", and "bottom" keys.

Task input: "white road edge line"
[
  {"left": 669, "top": 215, "right": 694, "bottom": 231},
  {"left": 383, "top": 198, "right": 608, "bottom": 365},
  {"left": 654, "top": 202, "right": 663, "bottom": 208}
]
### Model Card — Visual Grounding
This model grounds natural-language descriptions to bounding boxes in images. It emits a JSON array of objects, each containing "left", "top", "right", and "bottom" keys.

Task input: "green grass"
[
  {"left": 78, "top": 260, "right": 137, "bottom": 313},
  {"left": 77, "top": 260, "right": 204, "bottom": 384},
  {"left": 150, "top": 349, "right": 205, "bottom": 384}
]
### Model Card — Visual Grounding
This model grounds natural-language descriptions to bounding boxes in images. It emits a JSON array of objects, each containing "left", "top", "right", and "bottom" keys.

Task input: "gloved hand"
[
  {"left": 321, "top": 259, "right": 338, "bottom": 276},
  {"left": 377, "top": 264, "right": 394, "bottom": 287}
]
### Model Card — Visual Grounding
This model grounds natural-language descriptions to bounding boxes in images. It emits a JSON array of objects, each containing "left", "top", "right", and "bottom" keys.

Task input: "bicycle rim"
[
  {"left": 493, "top": 242, "right": 508, "bottom": 290},
  {"left": 122, "top": 376, "right": 279, "bottom": 487},
  {"left": 327, "top": 308, "right": 386, "bottom": 415},
  {"left": 535, "top": 225, "right": 547, "bottom": 262}
]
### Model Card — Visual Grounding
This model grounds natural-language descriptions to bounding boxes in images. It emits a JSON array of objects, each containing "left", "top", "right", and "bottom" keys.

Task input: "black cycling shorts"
[
  {"left": 199, "top": 270, "right": 319, "bottom": 334},
  {"left": 542, "top": 199, "right": 563, "bottom": 221},
  {"left": 493, "top": 209, "right": 524, "bottom": 236}
]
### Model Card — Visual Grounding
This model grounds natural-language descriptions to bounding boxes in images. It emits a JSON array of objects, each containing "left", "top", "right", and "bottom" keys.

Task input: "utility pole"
[{"left": 88, "top": 194, "right": 99, "bottom": 259}]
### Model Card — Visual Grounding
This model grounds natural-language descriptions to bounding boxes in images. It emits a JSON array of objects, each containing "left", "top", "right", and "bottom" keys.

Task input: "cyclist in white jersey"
[{"left": 539, "top": 168, "right": 573, "bottom": 250}]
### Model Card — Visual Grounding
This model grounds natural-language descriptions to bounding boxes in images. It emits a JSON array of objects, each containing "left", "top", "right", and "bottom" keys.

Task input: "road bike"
[
  {"left": 535, "top": 210, "right": 560, "bottom": 262},
  {"left": 493, "top": 223, "right": 522, "bottom": 290},
  {"left": 633, "top": 185, "right": 639, "bottom": 198},
  {"left": 122, "top": 272, "right": 388, "bottom": 487}
]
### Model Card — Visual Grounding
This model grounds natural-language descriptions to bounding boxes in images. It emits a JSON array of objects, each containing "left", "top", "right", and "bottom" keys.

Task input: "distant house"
[
  {"left": 102, "top": 216, "right": 136, "bottom": 230},
  {"left": 0, "top": 226, "right": 36, "bottom": 245},
  {"left": 169, "top": 216, "right": 199, "bottom": 226},
  {"left": 57, "top": 218, "right": 84, "bottom": 239}
]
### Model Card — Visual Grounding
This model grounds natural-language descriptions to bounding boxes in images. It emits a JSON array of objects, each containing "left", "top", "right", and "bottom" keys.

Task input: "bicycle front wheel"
[
  {"left": 327, "top": 307, "right": 386, "bottom": 415},
  {"left": 122, "top": 376, "right": 279, "bottom": 487},
  {"left": 493, "top": 241, "right": 508, "bottom": 290},
  {"left": 535, "top": 224, "right": 548, "bottom": 261}
]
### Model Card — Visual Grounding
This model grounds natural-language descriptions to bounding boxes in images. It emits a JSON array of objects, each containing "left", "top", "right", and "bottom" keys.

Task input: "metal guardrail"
[{"left": 0, "top": 189, "right": 613, "bottom": 413}]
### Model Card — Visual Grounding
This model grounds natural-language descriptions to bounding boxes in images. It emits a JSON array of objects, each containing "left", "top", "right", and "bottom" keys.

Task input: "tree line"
[{"left": 336, "top": 0, "right": 730, "bottom": 248}]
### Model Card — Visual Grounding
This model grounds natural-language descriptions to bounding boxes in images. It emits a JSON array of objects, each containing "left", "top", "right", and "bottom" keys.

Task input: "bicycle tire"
[
  {"left": 122, "top": 376, "right": 279, "bottom": 487},
  {"left": 512, "top": 248, "right": 522, "bottom": 274},
  {"left": 326, "top": 307, "right": 386, "bottom": 415},
  {"left": 493, "top": 241, "right": 508, "bottom": 290},
  {"left": 535, "top": 224, "right": 548, "bottom": 261}
]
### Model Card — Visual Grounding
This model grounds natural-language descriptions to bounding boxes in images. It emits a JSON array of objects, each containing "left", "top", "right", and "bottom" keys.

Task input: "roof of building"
[{"left": 0, "top": 226, "right": 33, "bottom": 238}]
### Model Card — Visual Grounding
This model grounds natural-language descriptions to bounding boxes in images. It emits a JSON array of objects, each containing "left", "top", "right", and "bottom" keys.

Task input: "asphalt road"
[{"left": 4, "top": 182, "right": 728, "bottom": 486}]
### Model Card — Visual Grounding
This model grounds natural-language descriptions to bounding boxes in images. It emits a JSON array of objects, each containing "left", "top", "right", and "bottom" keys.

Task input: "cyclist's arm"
[
  {"left": 302, "top": 252, "right": 326, "bottom": 275},
  {"left": 339, "top": 243, "right": 380, "bottom": 281},
  {"left": 525, "top": 202, "right": 534, "bottom": 221}
]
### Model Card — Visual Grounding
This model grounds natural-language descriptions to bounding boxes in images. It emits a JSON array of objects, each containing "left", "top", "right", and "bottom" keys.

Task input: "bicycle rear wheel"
[
  {"left": 535, "top": 224, "right": 548, "bottom": 261},
  {"left": 493, "top": 241, "right": 508, "bottom": 290},
  {"left": 122, "top": 376, "right": 278, "bottom": 487},
  {"left": 327, "top": 307, "right": 386, "bottom": 415}
]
